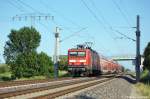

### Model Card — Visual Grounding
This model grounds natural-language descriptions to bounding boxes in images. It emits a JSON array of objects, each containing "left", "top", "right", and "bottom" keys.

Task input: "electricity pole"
[
  {"left": 54, "top": 27, "right": 61, "bottom": 79},
  {"left": 135, "top": 15, "right": 141, "bottom": 82}
]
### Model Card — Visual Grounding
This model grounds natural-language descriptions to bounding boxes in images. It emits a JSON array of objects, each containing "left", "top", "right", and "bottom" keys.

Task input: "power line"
[
  {"left": 17, "top": 0, "right": 41, "bottom": 13},
  {"left": 40, "top": 0, "right": 81, "bottom": 28},
  {"left": 81, "top": 0, "right": 105, "bottom": 29},
  {"left": 60, "top": 27, "right": 87, "bottom": 42},
  {"left": 89, "top": 0, "right": 112, "bottom": 29},
  {"left": 11, "top": 0, "right": 54, "bottom": 27},
  {"left": 112, "top": 0, "right": 131, "bottom": 27},
  {"left": 89, "top": 0, "right": 135, "bottom": 54},
  {"left": 112, "top": 29, "right": 136, "bottom": 42},
  {"left": 87, "top": 0, "right": 134, "bottom": 40},
  {"left": 81, "top": 0, "right": 123, "bottom": 54},
  {"left": 6, "top": 0, "right": 25, "bottom": 12}
]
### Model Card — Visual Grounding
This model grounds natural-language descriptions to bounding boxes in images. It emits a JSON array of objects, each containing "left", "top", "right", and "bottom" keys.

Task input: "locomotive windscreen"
[{"left": 69, "top": 51, "right": 86, "bottom": 57}]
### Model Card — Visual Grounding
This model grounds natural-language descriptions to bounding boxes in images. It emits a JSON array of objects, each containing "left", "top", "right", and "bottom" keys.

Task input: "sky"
[{"left": 0, "top": 0, "right": 150, "bottom": 70}]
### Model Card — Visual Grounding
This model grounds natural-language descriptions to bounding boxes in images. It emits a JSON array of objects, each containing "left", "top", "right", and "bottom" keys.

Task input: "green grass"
[
  {"left": 0, "top": 72, "right": 12, "bottom": 81},
  {"left": 135, "top": 69, "right": 150, "bottom": 98},
  {"left": 0, "top": 72, "right": 11, "bottom": 77},
  {"left": 136, "top": 83, "right": 150, "bottom": 98},
  {"left": 0, "top": 69, "right": 70, "bottom": 81},
  {"left": 16, "top": 76, "right": 47, "bottom": 81},
  {"left": 59, "top": 70, "right": 68, "bottom": 77},
  {"left": 0, "top": 64, "right": 10, "bottom": 73}
]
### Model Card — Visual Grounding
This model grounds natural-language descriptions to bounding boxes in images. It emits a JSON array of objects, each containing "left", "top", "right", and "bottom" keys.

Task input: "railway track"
[
  {"left": 33, "top": 77, "right": 114, "bottom": 99},
  {"left": 0, "top": 77, "right": 98, "bottom": 98},
  {"left": 0, "top": 75, "right": 117, "bottom": 99},
  {"left": 0, "top": 77, "right": 72, "bottom": 88}
]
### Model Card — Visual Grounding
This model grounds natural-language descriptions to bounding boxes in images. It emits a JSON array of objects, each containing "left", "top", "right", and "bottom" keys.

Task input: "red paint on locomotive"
[{"left": 68, "top": 46, "right": 122, "bottom": 76}]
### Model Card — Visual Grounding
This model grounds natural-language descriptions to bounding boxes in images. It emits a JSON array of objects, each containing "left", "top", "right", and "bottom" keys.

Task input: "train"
[{"left": 68, "top": 44, "right": 123, "bottom": 76}]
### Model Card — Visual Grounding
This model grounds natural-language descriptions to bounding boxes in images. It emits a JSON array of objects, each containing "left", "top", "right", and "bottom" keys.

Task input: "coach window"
[{"left": 78, "top": 52, "right": 86, "bottom": 57}]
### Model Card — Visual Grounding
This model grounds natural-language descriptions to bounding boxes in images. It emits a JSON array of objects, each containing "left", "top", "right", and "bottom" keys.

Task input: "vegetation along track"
[{"left": 0, "top": 77, "right": 98, "bottom": 98}]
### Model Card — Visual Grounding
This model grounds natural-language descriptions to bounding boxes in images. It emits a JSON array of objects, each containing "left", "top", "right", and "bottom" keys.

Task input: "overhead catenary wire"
[
  {"left": 9, "top": 0, "right": 55, "bottom": 38},
  {"left": 81, "top": 0, "right": 123, "bottom": 54},
  {"left": 89, "top": 0, "right": 135, "bottom": 55},
  {"left": 17, "top": 0, "right": 41, "bottom": 13},
  {"left": 60, "top": 27, "right": 87, "bottom": 42},
  {"left": 81, "top": 0, "right": 118, "bottom": 40},
  {"left": 111, "top": 0, "right": 131, "bottom": 27},
  {"left": 39, "top": 0, "right": 82, "bottom": 28},
  {"left": 112, "top": 29, "right": 136, "bottom": 42},
  {"left": 6, "top": 0, "right": 25, "bottom": 12},
  {"left": 89, "top": 0, "right": 112, "bottom": 29},
  {"left": 89, "top": 0, "right": 134, "bottom": 40},
  {"left": 40, "top": 0, "right": 93, "bottom": 47},
  {"left": 81, "top": 0, "right": 105, "bottom": 29}
]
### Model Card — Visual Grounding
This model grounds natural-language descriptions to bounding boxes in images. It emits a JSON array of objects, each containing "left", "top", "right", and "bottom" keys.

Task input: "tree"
[
  {"left": 37, "top": 52, "right": 53, "bottom": 77},
  {"left": 12, "top": 52, "right": 39, "bottom": 78},
  {"left": 4, "top": 27, "right": 41, "bottom": 64},
  {"left": 143, "top": 42, "right": 150, "bottom": 71},
  {"left": 4, "top": 27, "right": 41, "bottom": 78}
]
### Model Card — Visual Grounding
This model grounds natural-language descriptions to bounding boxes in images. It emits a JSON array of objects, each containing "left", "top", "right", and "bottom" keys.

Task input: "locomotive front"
[{"left": 68, "top": 48, "right": 89, "bottom": 76}]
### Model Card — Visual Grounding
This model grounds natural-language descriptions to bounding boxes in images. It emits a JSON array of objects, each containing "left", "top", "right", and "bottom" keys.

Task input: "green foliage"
[
  {"left": 11, "top": 52, "right": 39, "bottom": 78},
  {"left": 140, "top": 69, "right": 150, "bottom": 83},
  {"left": 58, "top": 55, "right": 68, "bottom": 71},
  {"left": 4, "top": 27, "right": 41, "bottom": 65},
  {"left": 0, "top": 64, "right": 10, "bottom": 73},
  {"left": 3, "top": 27, "right": 53, "bottom": 79},
  {"left": 143, "top": 42, "right": 150, "bottom": 71},
  {"left": 37, "top": 52, "right": 53, "bottom": 77},
  {"left": 0, "top": 72, "right": 12, "bottom": 81}
]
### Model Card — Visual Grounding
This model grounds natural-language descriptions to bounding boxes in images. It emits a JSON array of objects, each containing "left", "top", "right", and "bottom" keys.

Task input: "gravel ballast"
[{"left": 57, "top": 75, "right": 138, "bottom": 99}]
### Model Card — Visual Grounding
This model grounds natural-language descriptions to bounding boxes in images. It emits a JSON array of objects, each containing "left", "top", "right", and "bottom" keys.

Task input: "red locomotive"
[{"left": 68, "top": 44, "right": 122, "bottom": 76}]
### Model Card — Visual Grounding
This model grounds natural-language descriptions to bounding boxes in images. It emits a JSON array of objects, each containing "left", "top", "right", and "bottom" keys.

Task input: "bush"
[
  {"left": 58, "top": 55, "right": 68, "bottom": 71},
  {"left": 37, "top": 52, "right": 53, "bottom": 77},
  {"left": 10, "top": 51, "right": 54, "bottom": 78},
  {"left": 11, "top": 52, "right": 39, "bottom": 78},
  {"left": 0, "top": 64, "right": 10, "bottom": 74},
  {"left": 140, "top": 69, "right": 150, "bottom": 83}
]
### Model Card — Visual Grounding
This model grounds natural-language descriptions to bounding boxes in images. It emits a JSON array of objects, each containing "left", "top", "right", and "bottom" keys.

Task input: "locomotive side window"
[{"left": 78, "top": 52, "right": 86, "bottom": 57}]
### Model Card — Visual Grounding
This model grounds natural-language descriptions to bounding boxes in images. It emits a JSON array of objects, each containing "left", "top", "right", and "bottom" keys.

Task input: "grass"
[
  {"left": 0, "top": 72, "right": 12, "bottom": 81},
  {"left": 0, "top": 68, "right": 70, "bottom": 81},
  {"left": 17, "top": 76, "right": 47, "bottom": 81},
  {"left": 0, "top": 64, "right": 12, "bottom": 81},
  {"left": 58, "top": 70, "right": 71, "bottom": 77},
  {"left": 135, "top": 82, "right": 150, "bottom": 98},
  {"left": 135, "top": 69, "right": 150, "bottom": 98}
]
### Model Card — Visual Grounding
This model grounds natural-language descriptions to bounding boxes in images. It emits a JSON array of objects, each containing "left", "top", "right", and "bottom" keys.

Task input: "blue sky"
[{"left": 0, "top": 0, "right": 150, "bottom": 70}]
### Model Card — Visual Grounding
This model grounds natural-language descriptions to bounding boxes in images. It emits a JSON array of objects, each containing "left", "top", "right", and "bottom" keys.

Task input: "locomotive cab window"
[
  {"left": 69, "top": 51, "right": 86, "bottom": 57},
  {"left": 69, "top": 52, "right": 78, "bottom": 56},
  {"left": 78, "top": 52, "right": 86, "bottom": 57}
]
